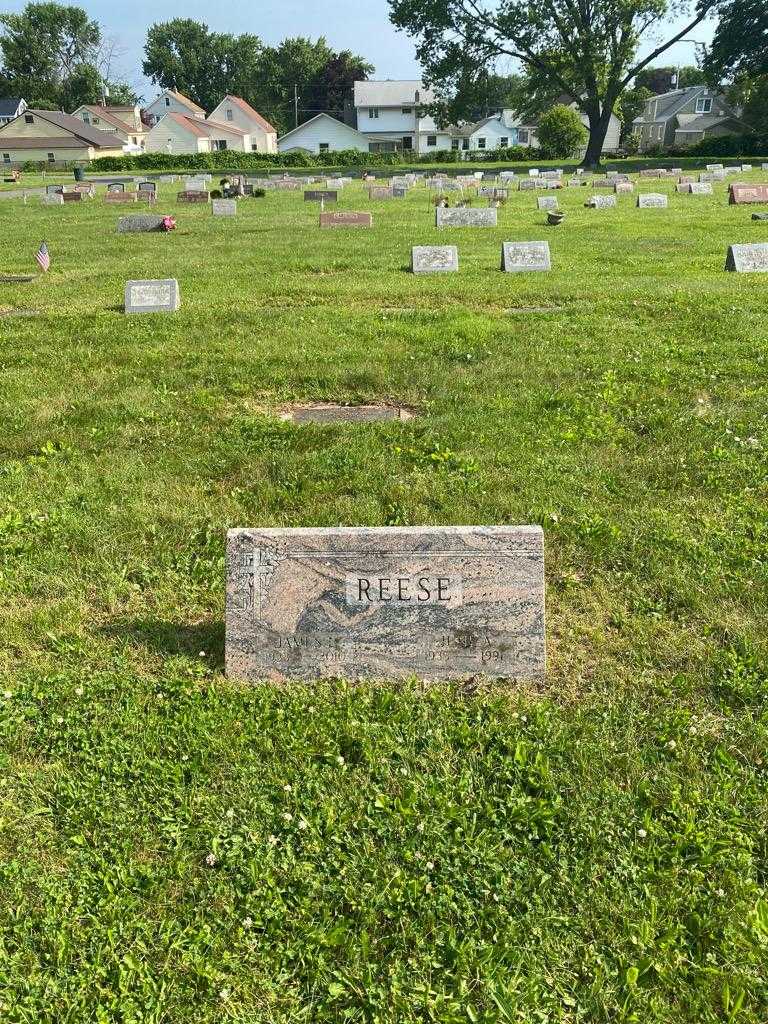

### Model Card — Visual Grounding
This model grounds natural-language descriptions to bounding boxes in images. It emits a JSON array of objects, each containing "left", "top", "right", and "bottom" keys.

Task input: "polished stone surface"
[{"left": 226, "top": 526, "right": 546, "bottom": 682}]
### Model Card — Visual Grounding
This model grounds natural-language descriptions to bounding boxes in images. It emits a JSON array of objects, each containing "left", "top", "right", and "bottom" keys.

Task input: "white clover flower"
[
  {"left": 298, "top": 819, "right": 308, "bottom": 831},
  {"left": 268, "top": 834, "right": 278, "bottom": 846},
  {"left": 205, "top": 853, "right": 218, "bottom": 867},
  {"left": 199, "top": 651, "right": 206, "bottom": 657},
  {"left": 75, "top": 687, "right": 84, "bottom": 697},
  {"left": 219, "top": 988, "right": 230, "bottom": 1001},
  {"left": 283, "top": 784, "right": 292, "bottom": 792},
  {"left": 282, "top": 812, "right": 292, "bottom": 822},
  {"left": 426, "top": 861, "right": 435, "bottom": 871},
  {"left": 242, "top": 917, "right": 253, "bottom": 929},
  {"left": 336, "top": 756, "right": 345, "bottom": 765},
  {"left": 667, "top": 740, "right": 677, "bottom": 751},
  {"left": 638, "top": 829, "right": 647, "bottom": 839},
  {"left": 226, "top": 808, "right": 234, "bottom": 819},
  {"left": 4, "top": 691, "right": 12, "bottom": 699}
]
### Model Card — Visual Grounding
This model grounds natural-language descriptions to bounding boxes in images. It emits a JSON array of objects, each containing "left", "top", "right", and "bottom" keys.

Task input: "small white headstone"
[
  {"left": 124, "top": 279, "right": 180, "bottom": 314},
  {"left": 212, "top": 198, "right": 237, "bottom": 216},
  {"left": 637, "top": 193, "right": 668, "bottom": 208},
  {"left": 411, "top": 246, "right": 459, "bottom": 273},
  {"left": 501, "top": 241, "right": 551, "bottom": 273}
]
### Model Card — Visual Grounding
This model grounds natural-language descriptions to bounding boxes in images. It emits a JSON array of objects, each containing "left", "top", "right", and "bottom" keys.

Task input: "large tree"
[
  {"left": 389, "top": 0, "right": 719, "bottom": 167},
  {"left": 142, "top": 24, "right": 372, "bottom": 133},
  {"left": 703, "top": 0, "right": 768, "bottom": 82},
  {"left": 0, "top": 2, "right": 136, "bottom": 109}
]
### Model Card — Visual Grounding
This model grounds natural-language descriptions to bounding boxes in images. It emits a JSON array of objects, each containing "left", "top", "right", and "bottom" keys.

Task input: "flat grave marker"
[
  {"left": 42, "top": 193, "right": 64, "bottom": 205},
  {"left": 225, "top": 525, "right": 546, "bottom": 683},
  {"left": 319, "top": 211, "right": 372, "bottom": 228},
  {"left": 537, "top": 196, "right": 558, "bottom": 211},
  {"left": 124, "top": 278, "right": 180, "bottom": 314},
  {"left": 305, "top": 190, "right": 338, "bottom": 202}
]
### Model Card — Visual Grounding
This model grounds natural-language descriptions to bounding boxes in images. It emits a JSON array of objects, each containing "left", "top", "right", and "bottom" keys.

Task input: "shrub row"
[{"left": 88, "top": 145, "right": 538, "bottom": 173}]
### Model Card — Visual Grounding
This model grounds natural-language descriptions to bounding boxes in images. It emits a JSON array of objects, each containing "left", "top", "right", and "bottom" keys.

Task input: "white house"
[
  {"left": 0, "top": 97, "right": 27, "bottom": 125},
  {"left": 144, "top": 90, "right": 206, "bottom": 127},
  {"left": 207, "top": 96, "right": 277, "bottom": 153},
  {"left": 145, "top": 112, "right": 250, "bottom": 154},
  {"left": 277, "top": 113, "right": 370, "bottom": 154},
  {"left": 353, "top": 80, "right": 444, "bottom": 155},
  {"left": 447, "top": 112, "right": 518, "bottom": 153}
]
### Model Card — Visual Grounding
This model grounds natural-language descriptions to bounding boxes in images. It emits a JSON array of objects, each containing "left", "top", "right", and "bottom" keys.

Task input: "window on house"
[
  {"left": 518, "top": 129, "right": 529, "bottom": 144},
  {"left": 213, "top": 140, "right": 228, "bottom": 151},
  {"left": 369, "top": 107, "right": 379, "bottom": 119},
  {"left": 47, "top": 152, "right": 55, "bottom": 162},
  {"left": 252, "top": 143, "right": 258, "bottom": 151},
  {"left": 226, "top": 109, "right": 233, "bottom": 121},
  {"left": 427, "top": 134, "right": 437, "bottom": 146},
  {"left": 461, "top": 138, "right": 469, "bottom": 151},
  {"left": 477, "top": 137, "right": 486, "bottom": 149},
  {"left": 165, "top": 97, "right": 170, "bottom": 106},
  {"left": 402, "top": 137, "right": 413, "bottom": 150},
  {"left": 401, "top": 106, "right": 412, "bottom": 115},
  {"left": 500, "top": 137, "right": 509, "bottom": 147},
  {"left": 2, "top": 153, "right": 10, "bottom": 164},
  {"left": 695, "top": 97, "right": 712, "bottom": 114},
  {"left": 319, "top": 142, "right": 329, "bottom": 152},
  {"left": 25, "top": 114, "right": 34, "bottom": 124},
  {"left": 93, "top": 117, "right": 100, "bottom": 124},
  {"left": 451, "top": 138, "right": 460, "bottom": 150},
  {"left": 82, "top": 113, "right": 90, "bottom": 123}
]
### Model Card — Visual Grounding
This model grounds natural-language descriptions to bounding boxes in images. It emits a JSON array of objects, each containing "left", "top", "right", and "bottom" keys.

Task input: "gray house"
[
  {"left": 0, "top": 97, "right": 27, "bottom": 125},
  {"left": 633, "top": 86, "right": 746, "bottom": 151}
]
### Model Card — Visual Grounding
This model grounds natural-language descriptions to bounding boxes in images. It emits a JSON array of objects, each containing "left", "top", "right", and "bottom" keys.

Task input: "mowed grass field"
[{"left": 1, "top": 174, "right": 768, "bottom": 1023}]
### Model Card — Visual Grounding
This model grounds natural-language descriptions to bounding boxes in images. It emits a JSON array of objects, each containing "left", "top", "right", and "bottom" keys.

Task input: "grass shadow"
[{"left": 102, "top": 618, "right": 225, "bottom": 669}]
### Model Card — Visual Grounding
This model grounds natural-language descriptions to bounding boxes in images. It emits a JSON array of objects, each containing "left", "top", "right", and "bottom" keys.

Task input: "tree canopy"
[
  {"left": 388, "top": 0, "right": 719, "bottom": 166},
  {"left": 142, "top": 22, "right": 373, "bottom": 134},
  {"left": 0, "top": 2, "right": 138, "bottom": 108},
  {"left": 703, "top": 0, "right": 768, "bottom": 82}
]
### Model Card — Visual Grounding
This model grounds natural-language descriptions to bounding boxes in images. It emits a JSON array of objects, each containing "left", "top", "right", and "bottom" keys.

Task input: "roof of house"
[
  {"left": 353, "top": 80, "right": 436, "bottom": 107},
  {"left": 0, "top": 96, "right": 24, "bottom": 117},
  {"left": 277, "top": 112, "right": 369, "bottom": 143},
  {"left": 215, "top": 95, "right": 277, "bottom": 134},
  {"left": 638, "top": 86, "right": 711, "bottom": 124},
  {"left": 158, "top": 111, "right": 211, "bottom": 138},
  {"left": 203, "top": 118, "right": 248, "bottom": 137},
  {"left": 76, "top": 105, "right": 138, "bottom": 134},
  {"left": 150, "top": 90, "right": 206, "bottom": 115},
  {"left": 0, "top": 109, "right": 123, "bottom": 147},
  {"left": 0, "top": 135, "right": 101, "bottom": 150},
  {"left": 674, "top": 113, "right": 747, "bottom": 133},
  {"left": 155, "top": 112, "right": 248, "bottom": 138}
]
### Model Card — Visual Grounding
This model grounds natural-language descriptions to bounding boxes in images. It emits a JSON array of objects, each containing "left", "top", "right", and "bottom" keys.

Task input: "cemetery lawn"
[{"left": 1, "top": 177, "right": 768, "bottom": 1024}]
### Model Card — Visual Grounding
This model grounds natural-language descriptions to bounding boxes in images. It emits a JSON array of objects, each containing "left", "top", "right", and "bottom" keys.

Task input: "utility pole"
[{"left": 294, "top": 85, "right": 299, "bottom": 128}]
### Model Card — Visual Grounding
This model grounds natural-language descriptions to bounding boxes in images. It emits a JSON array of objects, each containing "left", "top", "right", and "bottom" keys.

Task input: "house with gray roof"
[
  {"left": 633, "top": 86, "right": 746, "bottom": 151},
  {"left": 0, "top": 97, "right": 27, "bottom": 125}
]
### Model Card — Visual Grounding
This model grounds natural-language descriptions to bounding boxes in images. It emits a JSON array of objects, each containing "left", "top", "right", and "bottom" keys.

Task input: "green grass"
[{"left": 1, "top": 173, "right": 767, "bottom": 1023}]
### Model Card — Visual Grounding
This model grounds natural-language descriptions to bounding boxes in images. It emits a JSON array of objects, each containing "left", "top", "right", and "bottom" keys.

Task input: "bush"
[{"left": 537, "top": 105, "right": 588, "bottom": 158}]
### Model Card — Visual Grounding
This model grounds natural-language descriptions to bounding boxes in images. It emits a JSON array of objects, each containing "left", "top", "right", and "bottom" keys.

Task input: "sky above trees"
[{"left": 0, "top": 0, "right": 718, "bottom": 103}]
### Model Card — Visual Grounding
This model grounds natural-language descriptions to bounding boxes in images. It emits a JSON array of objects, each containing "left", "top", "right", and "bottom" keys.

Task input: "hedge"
[{"left": 89, "top": 145, "right": 537, "bottom": 173}]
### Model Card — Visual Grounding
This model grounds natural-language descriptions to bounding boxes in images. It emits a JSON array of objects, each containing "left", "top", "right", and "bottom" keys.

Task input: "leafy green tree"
[
  {"left": 316, "top": 50, "right": 374, "bottom": 123},
  {"left": 142, "top": 20, "right": 254, "bottom": 113},
  {"left": 615, "top": 85, "right": 652, "bottom": 143},
  {"left": 634, "top": 65, "right": 706, "bottom": 94},
  {"left": 388, "top": 0, "right": 719, "bottom": 167},
  {"left": 0, "top": 3, "right": 135, "bottom": 109},
  {"left": 739, "top": 75, "right": 768, "bottom": 137},
  {"left": 536, "top": 104, "right": 587, "bottom": 157},
  {"left": 704, "top": 0, "right": 768, "bottom": 82}
]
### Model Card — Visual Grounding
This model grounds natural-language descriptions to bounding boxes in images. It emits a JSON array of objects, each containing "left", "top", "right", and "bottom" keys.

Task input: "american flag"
[{"left": 35, "top": 240, "right": 50, "bottom": 272}]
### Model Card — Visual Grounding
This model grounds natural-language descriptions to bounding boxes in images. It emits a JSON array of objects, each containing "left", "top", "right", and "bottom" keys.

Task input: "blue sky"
[{"left": 3, "top": 0, "right": 717, "bottom": 103}]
